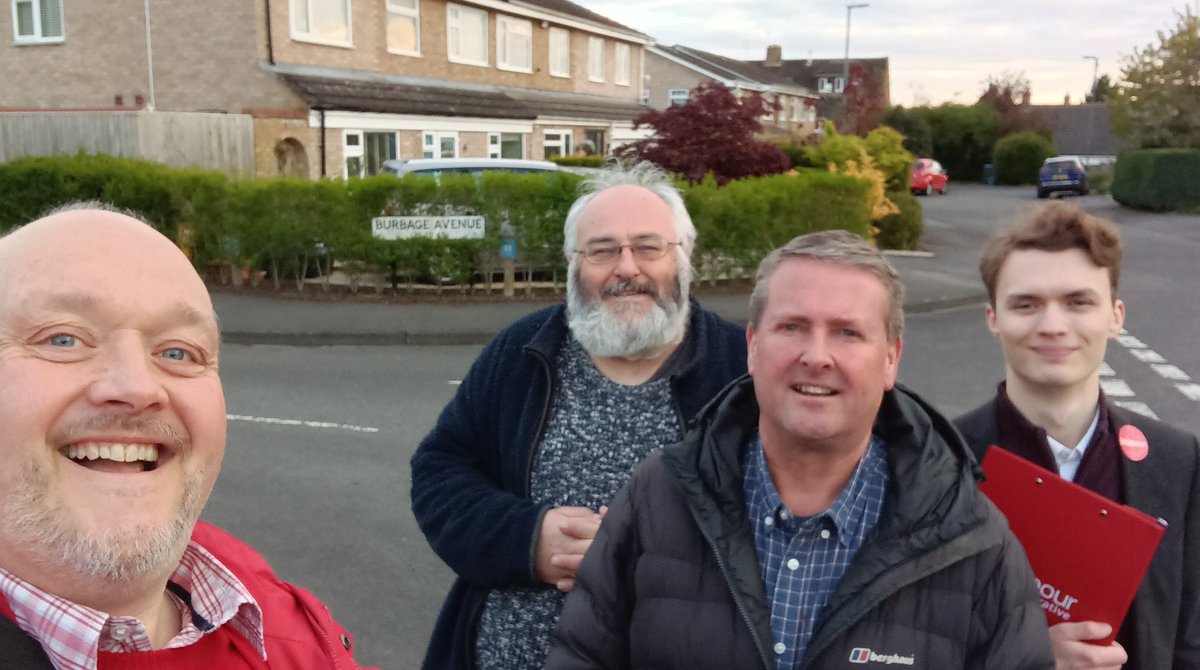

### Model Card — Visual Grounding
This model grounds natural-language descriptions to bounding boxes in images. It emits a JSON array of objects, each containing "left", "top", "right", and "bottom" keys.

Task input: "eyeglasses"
[{"left": 576, "top": 237, "right": 681, "bottom": 265}]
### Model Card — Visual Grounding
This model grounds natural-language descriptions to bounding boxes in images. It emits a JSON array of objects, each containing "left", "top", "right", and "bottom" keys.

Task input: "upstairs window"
[
  {"left": 496, "top": 15, "right": 531, "bottom": 72},
  {"left": 291, "top": 0, "right": 351, "bottom": 45},
  {"left": 587, "top": 36, "right": 605, "bottom": 82},
  {"left": 447, "top": 3, "right": 487, "bottom": 66},
  {"left": 13, "top": 0, "right": 63, "bottom": 43},
  {"left": 668, "top": 88, "right": 688, "bottom": 106},
  {"left": 548, "top": 27, "right": 569, "bottom": 77},
  {"left": 614, "top": 43, "right": 630, "bottom": 86},
  {"left": 386, "top": 0, "right": 420, "bottom": 55}
]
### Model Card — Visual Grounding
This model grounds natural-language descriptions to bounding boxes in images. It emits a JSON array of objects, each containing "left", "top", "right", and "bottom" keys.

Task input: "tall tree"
[
  {"left": 842, "top": 62, "right": 886, "bottom": 136},
  {"left": 616, "top": 81, "right": 791, "bottom": 184},
  {"left": 1087, "top": 74, "right": 1115, "bottom": 103},
  {"left": 977, "top": 71, "right": 1049, "bottom": 136},
  {"left": 1110, "top": 10, "right": 1200, "bottom": 148}
]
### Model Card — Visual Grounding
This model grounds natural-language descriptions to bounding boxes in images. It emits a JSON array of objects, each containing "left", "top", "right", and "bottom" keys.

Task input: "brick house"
[
  {"left": 0, "top": 0, "right": 652, "bottom": 178},
  {"left": 644, "top": 44, "right": 819, "bottom": 137},
  {"left": 750, "top": 46, "right": 890, "bottom": 134}
]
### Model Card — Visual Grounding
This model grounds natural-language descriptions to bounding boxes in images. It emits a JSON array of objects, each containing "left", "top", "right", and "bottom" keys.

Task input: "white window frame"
[
  {"left": 587, "top": 36, "right": 605, "bottom": 83},
  {"left": 791, "top": 98, "right": 801, "bottom": 122},
  {"left": 818, "top": 77, "right": 833, "bottom": 94},
  {"left": 386, "top": 0, "right": 420, "bottom": 56},
  {"left": 496, "top": 15, "right": 532, "bottom": 73},
  {"left": 12, "top": 0, "right": 64, "bottom": 44},
  {"left": 446, "top": 3, "right": 488, "bottom": 67},
  {"left": 290, "top": 0, "right": 353, "bottom": 47},
  {"left": 542, "top": 129, "right": 572, "bottom": 159},
  {"left": 423, "top": 131, "right": 460, "bottom": 159},
  {"left": 613, "top": 43, "right": 630, "bottom": 86},
  {"left": 668, "top": 89, "right": 689, "bottom": 106},
  {"left": 343, "top": 130, "right": 364, "bottom": 178},
  {"left": 835, "top": 77, "right": 845, "bottom": 93},
  {"left": 488, "top": 132, "right": 525, "bottom": 159},
  {"left": 548, "top": 26, "right": 570, "bottom": 78}
]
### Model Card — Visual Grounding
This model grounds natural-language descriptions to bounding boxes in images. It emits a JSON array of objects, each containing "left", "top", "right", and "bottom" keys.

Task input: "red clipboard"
[{"left": 978, "top": 446, "right": 1166, "bottom": 644}]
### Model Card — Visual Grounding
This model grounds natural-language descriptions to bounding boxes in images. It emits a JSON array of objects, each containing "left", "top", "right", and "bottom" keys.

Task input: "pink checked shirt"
[{"left": 0, "top": 540, "right": 266, "bottom": 670}]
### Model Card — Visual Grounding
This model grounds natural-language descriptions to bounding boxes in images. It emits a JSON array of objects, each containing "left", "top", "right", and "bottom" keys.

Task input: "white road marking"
[
  {"left": 1152, "top": 364, "right": 1191, "bottom": 381},
  {"left": 449, "top": 380, "right": 462, "bottom": 386},
  {"left": 1099, "top": 362, "right": 1115, "bottom": 376},
  {"left": 1117, "top": 335, "right": 1147, "bottom": 349},
  {"left": 227, "top": 414, "right": 380, "bottom": 433},
  {"left": 1130, "top": 349, "right": 1167, "bottom": 363},
  {"left": 1176, "top": 383, "right": 1200, "bottom": 402},
  {"left": 1113, "top": 400, "right": 1160, "bottom": 420},
  {"left": 1100, "top": 379, "right": 1136, "bottom": 397}
]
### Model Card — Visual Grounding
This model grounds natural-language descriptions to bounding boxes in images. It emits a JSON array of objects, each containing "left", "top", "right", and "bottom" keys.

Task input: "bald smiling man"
[{"left": 0, "top": 203, "right": 372, "bottom": 670}]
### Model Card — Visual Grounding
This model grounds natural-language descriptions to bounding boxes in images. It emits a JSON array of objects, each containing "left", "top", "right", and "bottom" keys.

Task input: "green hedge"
[
  {"left": 993, "top": 132, "right": 1056, "bottom": 185},
  {"left": 550, "top": 155, "right": 606, "bottom": 168},
  {"left": 876, "top": 190, "right": 923, "bottom": 250},
  {"left": 0, "top": 155, "right": 892, "bottom": 289},
  {"left": 686, "top": 171, "right": 872, "bottom": 280},
  {"left": 1111, "top": 149, "right": 1200, "bottom": 212}
]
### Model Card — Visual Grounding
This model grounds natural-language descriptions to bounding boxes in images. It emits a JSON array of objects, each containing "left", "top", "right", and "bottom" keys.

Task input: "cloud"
[{"left": 580, "top": 0, "right": 1190, "bottom": 105}]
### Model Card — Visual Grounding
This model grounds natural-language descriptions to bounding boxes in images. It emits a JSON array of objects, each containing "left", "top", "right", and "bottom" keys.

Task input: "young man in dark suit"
[{"left": 956, "top": 202, "right": 1200, "bottom": 670}]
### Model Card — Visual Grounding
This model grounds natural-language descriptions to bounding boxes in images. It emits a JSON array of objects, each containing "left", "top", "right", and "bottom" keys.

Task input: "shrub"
[
  {"left": 992, "top": 132, "right": 1056, "bottom": 185},
  {"left": 1111, "top": 149, "right": 1200, "bottom": 212},
  {"left": 686, "top": 169, "right": 872, "bottom": 281},
  {"left": 875, "top": 190, "right": 923, "bottom": 250},
  {"left": 0, "top": 154, "right": 894, "bottom": 290},
  {"left": 550, "top": 155, "right": 605, "bottom": 168}
]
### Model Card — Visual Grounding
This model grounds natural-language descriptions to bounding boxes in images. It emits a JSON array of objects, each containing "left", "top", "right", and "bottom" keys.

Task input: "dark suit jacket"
[{"left": 956, "top": 398, "right": 1200, "bottom": 670}]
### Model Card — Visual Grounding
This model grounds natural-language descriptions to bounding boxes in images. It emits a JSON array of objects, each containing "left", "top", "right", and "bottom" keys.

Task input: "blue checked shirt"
[{"left": 744, "top": 435, "right": 889, "bottom": 669}]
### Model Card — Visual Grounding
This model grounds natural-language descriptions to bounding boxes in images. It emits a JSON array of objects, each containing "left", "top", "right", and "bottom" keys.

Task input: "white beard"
[{"left": 566, "top": 258, "right": 691, "bottom": 359}]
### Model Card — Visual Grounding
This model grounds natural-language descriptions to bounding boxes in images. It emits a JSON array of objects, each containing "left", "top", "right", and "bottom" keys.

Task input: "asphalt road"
[{"left": 200, "top": 184, "right": 1200, "bottom": 669}]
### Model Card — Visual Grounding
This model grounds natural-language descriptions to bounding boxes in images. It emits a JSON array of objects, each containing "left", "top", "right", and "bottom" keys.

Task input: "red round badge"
[{"left": 1119, "top": 424, "right": 1149, "bottom": 462}]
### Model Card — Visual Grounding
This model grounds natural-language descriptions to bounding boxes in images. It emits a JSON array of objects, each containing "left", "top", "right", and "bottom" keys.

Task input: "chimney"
[
  {"left": 1064, "top": 93, "right": 1071, "bottom": 105},
  {"left": 765, "top": 44, "right": 782, "bottom": 67}
]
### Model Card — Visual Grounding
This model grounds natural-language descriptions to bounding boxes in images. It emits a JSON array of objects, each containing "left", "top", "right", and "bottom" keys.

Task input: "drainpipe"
[
  {"left": 263, "top": 0, "right": 275, "bottom": 65},
  {"left": 143, "top": 0, "right": 156, "bottom": 110},
  {"left": 319, "top": 109, "right": 327, "bottom": 178}
]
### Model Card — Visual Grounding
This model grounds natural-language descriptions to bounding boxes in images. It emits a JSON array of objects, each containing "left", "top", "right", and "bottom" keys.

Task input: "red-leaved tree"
[{"left": 615, "top": 81, "right": 791, "bottom": 184}]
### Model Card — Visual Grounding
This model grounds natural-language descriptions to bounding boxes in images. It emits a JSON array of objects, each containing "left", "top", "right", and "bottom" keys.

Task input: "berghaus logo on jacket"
[{"left": 848, "top": 647, "right": 916, "bottom": 665}]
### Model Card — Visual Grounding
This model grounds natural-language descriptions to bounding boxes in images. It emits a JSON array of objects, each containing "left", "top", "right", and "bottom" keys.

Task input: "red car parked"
[{"left": 910, "top": 158, "right": 949, "bottom": 196}]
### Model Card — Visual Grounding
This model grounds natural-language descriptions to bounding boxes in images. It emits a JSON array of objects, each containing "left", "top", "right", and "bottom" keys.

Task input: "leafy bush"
[
  {"left": 0, "top": 154, "right": 898, "bottom": 289},
  {"left": 550, "top": 155, "right": 605, "bottom": 168},
  {"left": 875, "top": 190, "right": 923, "bottom": 250},
  {"left": 992, "top": 131, "right": 1056, "bottom": 185},
  {"left": 1111, "top": 149, "right": 1200, "bottom": 212},
  {"left": 686, "top": 169, "right": 872, "bottom": 280},
  {"left": 616, "top": 81, "right": 791, "bottom": 184},
  {"left": 926, "top": 103, "right": 1002, "bottom": 182}
]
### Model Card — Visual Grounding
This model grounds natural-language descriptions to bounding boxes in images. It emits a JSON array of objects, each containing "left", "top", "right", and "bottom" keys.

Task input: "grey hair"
[
  {"left": 3, "top": 200, "right": 150, "bottom": 240},
  {"left": 748, "top": 230, "right": 905, "bottom": 342},
  {"left": 42, "top": 200, "right": 145, "bottom": 220},
  {"left": 561, "top": 161, "right": 696, "bottom": 258}
]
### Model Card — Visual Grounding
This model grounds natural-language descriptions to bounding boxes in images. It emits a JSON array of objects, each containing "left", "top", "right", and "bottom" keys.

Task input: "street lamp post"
[
  {"left": 843, "top": 3, "right": 868, "bottom": 124},
  {"left": 1083, "top": 55, "right": 1098, "bottom": 102}
]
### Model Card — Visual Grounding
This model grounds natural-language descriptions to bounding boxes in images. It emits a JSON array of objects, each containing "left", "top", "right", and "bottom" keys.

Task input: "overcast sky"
[{"left": 576, "top": 0, "right": 1195, "bottom": 106}]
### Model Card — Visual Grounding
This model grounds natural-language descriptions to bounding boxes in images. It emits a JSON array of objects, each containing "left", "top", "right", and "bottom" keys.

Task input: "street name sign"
[{"left": 372, "top": 216, "right": 486, "bottom": 240}]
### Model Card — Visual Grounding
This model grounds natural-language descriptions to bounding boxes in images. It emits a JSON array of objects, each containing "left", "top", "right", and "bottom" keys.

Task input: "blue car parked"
[{"left": 1037, "top": 156, "right": 1089, "bottom": 198}]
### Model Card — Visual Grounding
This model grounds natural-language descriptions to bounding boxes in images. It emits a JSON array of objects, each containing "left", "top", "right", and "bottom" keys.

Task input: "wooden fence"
[{"left": 0, "top": 111, "right": 254, "bottom": 176}]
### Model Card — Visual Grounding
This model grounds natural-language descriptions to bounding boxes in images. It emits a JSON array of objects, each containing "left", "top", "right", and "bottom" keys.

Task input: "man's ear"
[
  {"left": 1110, "top": 298, "right": 1126, "bottom": 337},
  {"left": 745, "top": 324, "right": 756, "bottom": 377},
  {"left": 985, "top": 303, "right": 999, "bottom": 336}
]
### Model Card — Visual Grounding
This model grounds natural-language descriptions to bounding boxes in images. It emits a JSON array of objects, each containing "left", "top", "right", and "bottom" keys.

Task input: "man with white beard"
[{"left": 411, "top": 163, "right": 748, "bottom": 670}]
